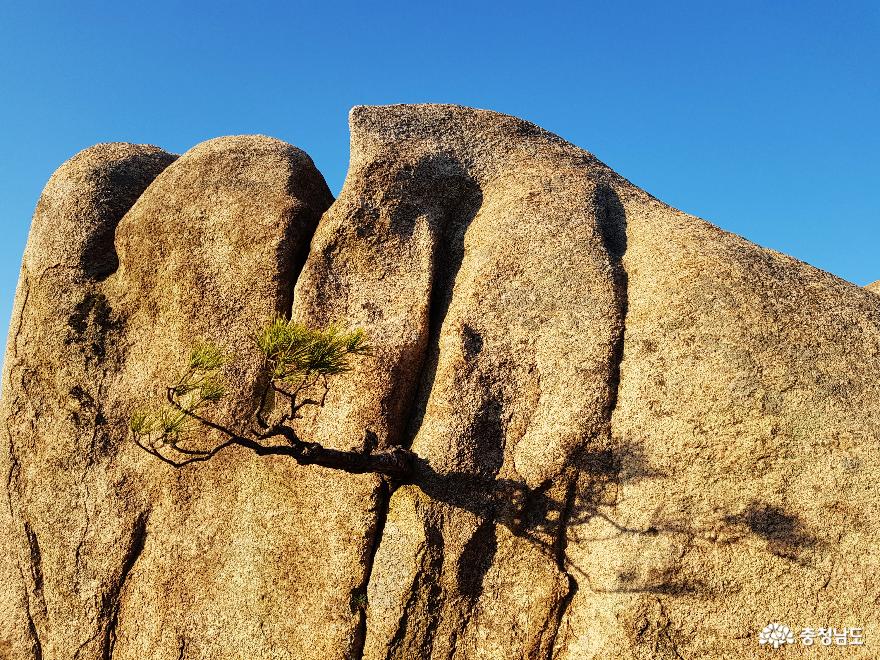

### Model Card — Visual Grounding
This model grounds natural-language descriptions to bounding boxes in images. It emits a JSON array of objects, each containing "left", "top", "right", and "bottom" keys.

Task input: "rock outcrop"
[{"left": 2, "top": 105, "right": 878, "bottom": 659}]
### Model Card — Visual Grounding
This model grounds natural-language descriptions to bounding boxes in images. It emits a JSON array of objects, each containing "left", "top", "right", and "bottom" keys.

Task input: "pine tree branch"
[
  {"left": 151, "top": 388, "right": 414, "bottom": 479},
  {"left": 133, "top": 325, "right": 407, "bottom": 477}
]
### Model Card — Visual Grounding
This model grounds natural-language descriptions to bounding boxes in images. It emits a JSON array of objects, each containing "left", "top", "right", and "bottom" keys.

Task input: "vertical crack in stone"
[
  {"left": 382, "top": 517, "right": 445, "bottom": 660},
  {"left": 5, "top": 419, "right": 21, "bottom": 502},
  {"left": 544, "top": 478, "right": 579, "bottom": 659},
  {"left": 547, "top": 181, "right": 630, "bottom": 659},
  {"left": 395, "top": 157, "right": 483, "bottom": 452},
  {"left": 350, "top": 479, "right": 390, "bottom": 660},
  {"left": 23, "top": 522, "right": 47, "bottom": 626},
  {"left": 9, "top": 273, "right": 29, "bottom": 360},
  {"left": 346, "top": 156, "right": 482, "bottom": 659},
  {"left": 277, "top": 166, "right": 334, "bottom": 318},
  {"left": 596, "top": 182, "right": 630, "bottom": 428},
  {"left": 18, "top": 563, "right": 43, "bottom": 660},
  {"left": 102, "top": 511, "right": 148, "bottom": 660},
  {"left": 655, "top": 598, "right": 686, "bottom": 660}
]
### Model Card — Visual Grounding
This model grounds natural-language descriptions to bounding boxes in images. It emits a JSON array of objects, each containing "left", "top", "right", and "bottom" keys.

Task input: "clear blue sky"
[{"left": 1, "top": 1, "right": 877, "bottom": 345}]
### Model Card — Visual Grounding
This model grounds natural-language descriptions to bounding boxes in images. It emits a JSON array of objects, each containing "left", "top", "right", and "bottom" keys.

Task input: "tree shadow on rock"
[
  {"left": 723, "top": 502, "right": 818, "bottom": 563},
  {"left": 409, "top": 441, "right": 820, "bottom": 602}
]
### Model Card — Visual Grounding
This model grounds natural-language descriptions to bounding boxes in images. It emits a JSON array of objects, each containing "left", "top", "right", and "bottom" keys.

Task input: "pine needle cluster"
[
  {"left": 254, "top": 318, "right": 371, "bottom": 383},
  {"left": 129, "top": 320, "right": 413, "bottom": 477},
  {"left": 130, "top": 321, "right": 372, "bottom": 463},
  {"left": 129, "top": 341, "right": 228, "bottom": 446}
]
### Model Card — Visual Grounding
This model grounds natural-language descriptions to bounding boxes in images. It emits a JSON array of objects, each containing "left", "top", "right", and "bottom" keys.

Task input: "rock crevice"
[{"left": 102, "top": 511, "right": 148, "bottom": 660}]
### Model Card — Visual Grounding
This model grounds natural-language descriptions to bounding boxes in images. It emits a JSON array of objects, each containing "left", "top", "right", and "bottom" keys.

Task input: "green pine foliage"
[
  {"left": 254, "top": 318, "right": 371, "bottom": 383},
  {"left": 129, "top": 340, "right": 228, "bottom": 444},
  {"left": 188, "top": 340, "right": 226, "bottom": 371},
  {"left": 130, "top": 321, "right": 370, "bottom": 454}
]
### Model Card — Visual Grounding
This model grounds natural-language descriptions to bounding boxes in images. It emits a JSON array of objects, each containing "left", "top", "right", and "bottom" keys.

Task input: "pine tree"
[{"left": 130, "top": 319, "right": 414, "bottom": 478}]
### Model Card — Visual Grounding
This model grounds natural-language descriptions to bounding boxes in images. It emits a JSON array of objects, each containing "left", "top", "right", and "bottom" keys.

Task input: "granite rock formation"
[{"left": 2, "top": 105, "right": 878, "bottom": 659}]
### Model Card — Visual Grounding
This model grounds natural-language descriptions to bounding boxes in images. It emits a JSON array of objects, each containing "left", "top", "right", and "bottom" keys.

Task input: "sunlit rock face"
[{"left": 2, "top": 105, "right": 878, "bottom": 660}]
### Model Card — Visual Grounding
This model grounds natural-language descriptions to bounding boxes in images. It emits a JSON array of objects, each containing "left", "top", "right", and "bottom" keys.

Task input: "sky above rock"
[{"left": 0, "top": 1, "right": 877, "bottom": 345}]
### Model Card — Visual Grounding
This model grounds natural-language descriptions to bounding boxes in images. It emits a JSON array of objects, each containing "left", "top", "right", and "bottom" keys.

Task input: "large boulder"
[
  {"left": 0, "top": 143, "right": 176, "bottom": 660},
  {"left": 295, "top": 105, "right": 627, "bottom": 660},
  {"left": 2, "top": 106, "right": 878, "bottom": 659},
  {"left": 1, "top": 137, "right": 337, "bottom": 659}
]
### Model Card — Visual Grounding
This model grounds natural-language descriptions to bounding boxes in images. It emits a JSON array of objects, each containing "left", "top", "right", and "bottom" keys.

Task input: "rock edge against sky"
[{"left": 1, "top": 105, "right": 878, "bottom": 660}]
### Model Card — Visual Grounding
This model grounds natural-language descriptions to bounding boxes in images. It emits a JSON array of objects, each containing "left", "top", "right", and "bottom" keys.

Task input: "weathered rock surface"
[
  {"left": 867, "top": 280, "right": 880, "bottom": 293},
  {"left": 1, "top": 137, "right": 337, "bottom": 659},
  {"left": 2, "top": 106, "right": 878, "bottom": 659}
]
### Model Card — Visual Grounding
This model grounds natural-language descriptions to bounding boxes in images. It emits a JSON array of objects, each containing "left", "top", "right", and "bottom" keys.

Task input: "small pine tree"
[{"left": 131, "top": 319, "right": 414, "bottom": 478}]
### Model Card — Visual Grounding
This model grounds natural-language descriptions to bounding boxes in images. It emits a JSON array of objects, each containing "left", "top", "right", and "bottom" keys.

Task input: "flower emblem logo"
[{"left": 759, "top": 623, "right": 795, "bottom": 649}]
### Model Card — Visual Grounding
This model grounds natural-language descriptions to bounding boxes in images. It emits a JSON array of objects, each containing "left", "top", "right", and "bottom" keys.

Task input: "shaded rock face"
[{"left": 2, "top": 107, "right": 879, "bottom": 660}]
